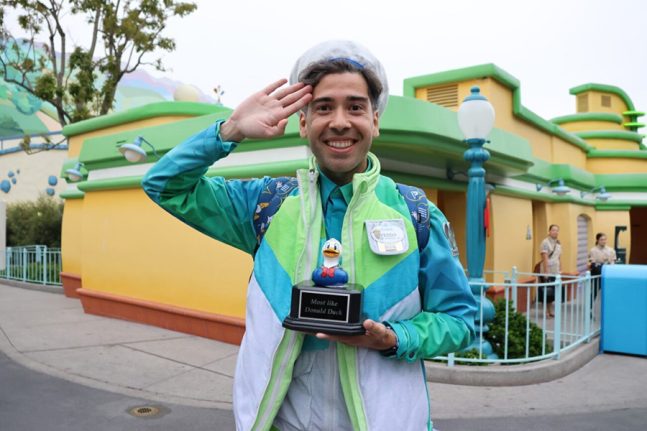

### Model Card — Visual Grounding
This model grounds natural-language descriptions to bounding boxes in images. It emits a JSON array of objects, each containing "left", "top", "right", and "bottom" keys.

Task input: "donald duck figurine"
[{"left": 312, "top": 238, "right": 349, "bottom": 287}]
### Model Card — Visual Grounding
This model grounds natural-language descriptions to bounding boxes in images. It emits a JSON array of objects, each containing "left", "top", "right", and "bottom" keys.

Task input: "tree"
[
  {"left": 0, "top": 0, "right": 197, "bottom": 127},
  {"left": 6, "top": 194, "right": 64, "bottom": 247}
]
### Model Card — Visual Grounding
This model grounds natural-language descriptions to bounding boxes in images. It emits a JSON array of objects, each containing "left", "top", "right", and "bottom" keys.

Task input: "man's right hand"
[{"left": 220, "top": 79, "right": 312, "bottom": 142}]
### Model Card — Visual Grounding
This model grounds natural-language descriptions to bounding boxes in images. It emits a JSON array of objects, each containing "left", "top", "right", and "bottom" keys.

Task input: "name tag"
[{"left": 365, "top": 219, "right": 409, "bottom": 255}]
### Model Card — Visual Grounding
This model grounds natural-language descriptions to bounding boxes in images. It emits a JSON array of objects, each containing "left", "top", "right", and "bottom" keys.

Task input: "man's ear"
[
  {"left": 299, "top": 111, "right": 307, "bottom": 138},
  {"left": 372, "top": 110, "right": 380, "bottom": 138}
]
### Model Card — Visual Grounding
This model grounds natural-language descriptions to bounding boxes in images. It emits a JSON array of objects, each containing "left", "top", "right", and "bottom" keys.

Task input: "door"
[{"left": 576, "top": 215, "right": 590, "bottom": 274}]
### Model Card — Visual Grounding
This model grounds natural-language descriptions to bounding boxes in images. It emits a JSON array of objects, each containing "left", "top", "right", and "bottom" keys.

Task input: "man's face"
[{"left": 299, "top": 72, "right": 379, "bottom": 185}]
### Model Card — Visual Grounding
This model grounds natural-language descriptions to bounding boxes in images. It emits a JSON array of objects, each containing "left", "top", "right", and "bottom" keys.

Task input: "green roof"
[
  {"left": 403, "top": 63, "right": 593, "bottom": 152},
  {"left": 570, "top": 83, "right": 636, "bottom": 111},
  {"left": 575, "top": 130, "right": 645, "bottom": 144},
  {"left": 551, "top": 112, "right": 623, "bottom": 125},
  {"left": 63, "top": 101, "right": 230, "bottom": 137}
]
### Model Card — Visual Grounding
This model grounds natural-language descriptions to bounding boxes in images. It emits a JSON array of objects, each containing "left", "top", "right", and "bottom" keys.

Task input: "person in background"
[
  {"left": 589, "top": 232, "right": 616, "bottom": 302},
  {"left": 589, "top": 232, "right": 616, "bottom": 274},
  {"left": 539, "top": 224, "right": 562, "bottom": 317}
]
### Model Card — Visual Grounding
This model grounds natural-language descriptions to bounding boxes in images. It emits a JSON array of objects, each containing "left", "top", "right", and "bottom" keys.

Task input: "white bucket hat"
[{"left": 289, "top": 40, "right": 389, "bottom": 116}]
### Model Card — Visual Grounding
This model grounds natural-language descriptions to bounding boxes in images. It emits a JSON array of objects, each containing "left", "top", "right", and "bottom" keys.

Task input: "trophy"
[{"left": 283, "top": 239, "right": 365, "bottom": 335}]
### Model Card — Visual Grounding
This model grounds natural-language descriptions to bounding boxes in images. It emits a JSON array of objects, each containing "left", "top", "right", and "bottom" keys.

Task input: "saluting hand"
[{"left": 220, "top": 79, "right": 312, "bottom": 142}]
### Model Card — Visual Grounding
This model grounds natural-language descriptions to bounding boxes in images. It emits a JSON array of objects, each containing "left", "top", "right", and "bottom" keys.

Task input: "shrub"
[
  {"left": 485, "top": 299, "right": 551, "bottom": 359},
  {"left": 6, "top": 195, "right": 64, "bottom": 247}
]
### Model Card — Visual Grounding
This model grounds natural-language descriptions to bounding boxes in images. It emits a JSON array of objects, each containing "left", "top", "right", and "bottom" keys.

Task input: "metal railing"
[
  {"left": 436, "top": 267, "right": 601, "bottom": 366},
  {"left": 0, "top": 245, "right": 62, "bottom": 286}
]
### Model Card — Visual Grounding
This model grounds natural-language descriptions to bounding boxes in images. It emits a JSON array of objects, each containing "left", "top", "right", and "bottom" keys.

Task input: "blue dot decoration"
[
  {"left": 46, "top": 188, "right": 55, "bottom": 196},
  {"left": 8, "top": 171, "right": 14, "bottom": 177},
  {"left": 48, "top": 175, "right": 58, "bottom": 186},
  {"left": 0, "top": 180, "right": 11, "bottom": 193},
  {"left": 11, "top": 177, "right": 16, "bottom": 184}
]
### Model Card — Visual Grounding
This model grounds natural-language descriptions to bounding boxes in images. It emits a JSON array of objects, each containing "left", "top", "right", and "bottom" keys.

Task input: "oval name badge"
[{"left": 365, "top": 219, "right": 409, "bottom": 255}]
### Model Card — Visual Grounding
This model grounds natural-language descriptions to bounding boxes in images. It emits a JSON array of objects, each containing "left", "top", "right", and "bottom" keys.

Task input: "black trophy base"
[
  {"left": 283, "top": 316, "right": 366, "bottom": 336},
  {"left": 282, "top": 281, "right": 365, "bottom": 336}
]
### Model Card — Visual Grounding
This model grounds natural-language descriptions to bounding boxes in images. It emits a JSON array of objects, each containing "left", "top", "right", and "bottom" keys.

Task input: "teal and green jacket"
[{"left": 142, "top": 121, "right": 476, "bottom": 431}]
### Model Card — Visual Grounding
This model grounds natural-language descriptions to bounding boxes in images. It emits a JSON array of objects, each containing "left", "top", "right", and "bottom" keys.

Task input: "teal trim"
[
  {"left": 575, "top": 130, "right": 645, "bottom": 143},
  {"left": 569, "top": 83, "right": 636, "bottom": 111},
  {"left": 63, "top": 101, "right": 231, "bottom": 137},
  {"left": 59, "top": 189, "right": 85, "bottom": 199},
  {"left": 402, "top": 63, "right": 593, "bottom": 152},
  {"left": 588, "top": 150, "right": 647, "bottom": 159},
  {"left": 551, "top": 112, "right": 623, "bottom": 125}
]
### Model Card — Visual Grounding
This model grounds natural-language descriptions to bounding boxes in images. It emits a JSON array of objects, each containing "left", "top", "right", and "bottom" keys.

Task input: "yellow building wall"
[
  {"left": 490, "top": 194, "right": 534, "bottom": 278},
  {"left": 583, "top": 138, "right": 638, "bottom": 151},
  {"left": 558, "top": 121, "right": 624, "bottom": 133},
  {"left": 551, "top": 135, "right": 587, "bottom": 167},
  {"left": 61, "top": 198, "right": 84, "bottom": 274},
  {"left": 587, "top": 158, "right": 647, "bottom": 174},
  {"left": 67, "top": 115, "right": 196, "bottom": 157},
  {"left": 593, "top": 211, "right": 632, "bottom": 262},
  {"left": 438, "top": 190, "right": 467, "bottom": 270},
  {"left": 80, "top": 188, "right": 251, "bottom": 318}
]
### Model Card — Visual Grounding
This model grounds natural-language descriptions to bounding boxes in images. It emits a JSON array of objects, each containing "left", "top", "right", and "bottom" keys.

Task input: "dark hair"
[
  {"left": 299, "top": 59, "right": 383, "bottom": 111},
  {"left": 595, "top": 232, "right": 606, "bottom": 245},
  {"left": 548, "top": 224, "right": 559, "bottom": 231}
]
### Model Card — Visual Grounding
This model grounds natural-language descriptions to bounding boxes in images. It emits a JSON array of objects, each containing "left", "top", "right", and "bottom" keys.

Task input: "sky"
[{"left": 6, "top": 0, "right": 647, "bottom": 122}]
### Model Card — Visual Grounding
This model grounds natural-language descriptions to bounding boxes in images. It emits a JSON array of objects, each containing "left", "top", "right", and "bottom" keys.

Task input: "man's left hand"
[{"left": 316, "top": 319, "right": 397, "bottom": 351}]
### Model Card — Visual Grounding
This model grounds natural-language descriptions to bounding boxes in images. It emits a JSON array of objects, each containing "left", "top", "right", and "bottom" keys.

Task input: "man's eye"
[
  {"left": 315, "top": 105, "right": 331, "bottom": 112},
  {"left": 350, "top": 104, "right": 364, "bottom": 111}
]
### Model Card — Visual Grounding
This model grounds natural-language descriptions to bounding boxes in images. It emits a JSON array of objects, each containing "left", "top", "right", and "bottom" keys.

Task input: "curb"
[
  {"left": 0, "top": 279, "right": 64, "bottom": 294},
  {"left": 425, "top": 337, "right": 600, "bottom": 386}
]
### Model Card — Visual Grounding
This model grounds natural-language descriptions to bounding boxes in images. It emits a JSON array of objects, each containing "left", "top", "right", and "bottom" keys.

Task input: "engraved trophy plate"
[
  {"left": 282, "top": 239, "right": 365, "bottom": 336},
  {"left": 283, "top": 282, "right": 364, "bottom": 335}
]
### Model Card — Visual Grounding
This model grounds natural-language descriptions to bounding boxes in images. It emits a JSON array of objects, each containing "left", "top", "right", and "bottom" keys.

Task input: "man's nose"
[{"left": 329, "top": 108, "right": 350, "bottom": 130}]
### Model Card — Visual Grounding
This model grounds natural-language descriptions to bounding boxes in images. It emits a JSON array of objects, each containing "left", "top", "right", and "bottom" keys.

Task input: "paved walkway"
[{"left": 1, "top": 283, "right": 646, "bottom": 423}]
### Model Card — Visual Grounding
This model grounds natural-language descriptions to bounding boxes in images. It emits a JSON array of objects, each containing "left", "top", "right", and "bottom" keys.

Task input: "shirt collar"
[{"left": 318, "top": 158, "right": 372, "bottom": 205}]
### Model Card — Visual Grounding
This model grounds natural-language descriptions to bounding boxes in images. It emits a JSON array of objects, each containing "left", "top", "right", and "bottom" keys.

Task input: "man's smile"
[{"left": 325, "top": 139, "right": 355, "bottom": 149}]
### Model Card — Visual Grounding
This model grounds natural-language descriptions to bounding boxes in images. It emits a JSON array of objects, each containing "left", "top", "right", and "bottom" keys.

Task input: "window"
[
  {"left": 425, "top": 84, "right": 458, "bottom": 108},
  {"left": 601, "top": 95, "right": 611, "bottom": 107},
  {"left": 577, "top": 94, "right": 588, "bottom": 112}
]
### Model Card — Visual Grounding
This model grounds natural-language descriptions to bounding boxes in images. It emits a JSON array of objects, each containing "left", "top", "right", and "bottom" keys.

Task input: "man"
[{"left": 143, "top": 40, "right": 476, "bottom": 431}]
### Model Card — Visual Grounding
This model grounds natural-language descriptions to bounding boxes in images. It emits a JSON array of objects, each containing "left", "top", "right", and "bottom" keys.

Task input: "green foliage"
[
  {"left": 452, "top": 348, "right": 489, "bottom": 366},
  {"left": 0, "top": 0, "right": 197, "bottom": 127},
  {"left": 6, "top": 195, "right": 64, "bottom": 248},
  {"left": 485, "top": 299, "right": 552, "bottom": 359}
]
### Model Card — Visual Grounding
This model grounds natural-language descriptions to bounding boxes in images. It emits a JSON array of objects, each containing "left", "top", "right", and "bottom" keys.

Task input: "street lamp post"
[{"left": 457, "top": 86, "right": 497, "bottom": 359}]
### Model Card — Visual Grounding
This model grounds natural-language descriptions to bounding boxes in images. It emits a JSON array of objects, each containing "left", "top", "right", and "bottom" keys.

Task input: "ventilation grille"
[
  {"left": 601, "top": 95, "right": 611, "bottom": 107},
  {"left": 577, "top": 94, "right": 588, "bottom": 112},
  {"left": 425, "top": 84, "right": 458, "bottom": 108}
]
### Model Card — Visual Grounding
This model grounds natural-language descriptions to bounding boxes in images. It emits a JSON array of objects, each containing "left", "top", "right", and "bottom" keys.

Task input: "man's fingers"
[
  {"left": 272, "top": 81, "right": 306, "bottom": 100},
  {"left": 262, "top": 79, "right": 289, "bottom": 96},
  {"left": 278, "top": 84, "right": 312, "bottom": 108},
  {"left": 281, "top": 92, "right": 313, "bottom": 118}
]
